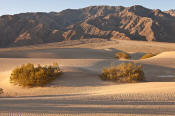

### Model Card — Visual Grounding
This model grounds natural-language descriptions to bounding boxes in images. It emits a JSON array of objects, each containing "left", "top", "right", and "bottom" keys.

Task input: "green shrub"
[
  {"left": 10, "top": 63, "right": 62, "bottom": 87},
  {"left": 101, "top": 62, "right": 145, "bottom": 83},
  {"left": 115, "top": 52, "right": 131, "bottom": 59},
  {"left": 140, "top": 53, "right": 155, "bottom": 59},
  {"left": 0, "top": 88, "right": 3, "bottom": 94}
]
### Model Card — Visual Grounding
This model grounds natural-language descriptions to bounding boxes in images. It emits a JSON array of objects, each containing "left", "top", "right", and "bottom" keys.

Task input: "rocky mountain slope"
[
  {"left": 166, "top": 9, "right": 175, "bottom": 16},
  {"left": 0, "top": 5, "right": 175, "bottom": 47}
]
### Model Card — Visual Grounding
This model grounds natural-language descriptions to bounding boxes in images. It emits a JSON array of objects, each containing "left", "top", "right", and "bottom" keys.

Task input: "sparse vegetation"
[
  {"left": 10, "top": 63, "right": 62, "bottom": 87},
  {"left": 115, "top": 52, "right": 131, "bottom": 59},
  {"left": 101, "top": 62, "right": 145, "bottom": 83},
  {"left": 140, "top": 53, "right": 155, "bottom": 59},
  {"left": 0, "top": 88, "right": 3, "bottom": 95}
]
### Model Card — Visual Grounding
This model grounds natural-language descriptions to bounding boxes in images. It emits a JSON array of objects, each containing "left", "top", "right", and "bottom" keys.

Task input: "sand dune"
[
  {"left": 140, "top": 51, "right": 175, "bottom": 60},
  {"left": 1, "top": 41, "right": 175, "bottom": 115}
]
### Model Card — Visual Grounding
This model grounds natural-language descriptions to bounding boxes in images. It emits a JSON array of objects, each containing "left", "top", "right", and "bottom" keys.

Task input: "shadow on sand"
[{"left": 0, "top": 48, "right": 122, "bottom": 59}]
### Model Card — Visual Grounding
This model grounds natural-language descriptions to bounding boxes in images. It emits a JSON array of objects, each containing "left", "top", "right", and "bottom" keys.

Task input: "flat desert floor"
[{"left": 1, "top": 39, "right": 175, "bottom": 116}]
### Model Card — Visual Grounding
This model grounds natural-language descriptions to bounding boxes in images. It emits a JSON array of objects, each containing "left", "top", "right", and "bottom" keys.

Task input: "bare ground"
[{"left": 1, "top": 40, "right": 175, "bottom": 116}]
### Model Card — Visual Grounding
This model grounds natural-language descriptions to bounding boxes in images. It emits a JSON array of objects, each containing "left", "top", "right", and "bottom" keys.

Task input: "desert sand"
[{"left": 0, "top": 40, "right": 175, "bottom": 116}]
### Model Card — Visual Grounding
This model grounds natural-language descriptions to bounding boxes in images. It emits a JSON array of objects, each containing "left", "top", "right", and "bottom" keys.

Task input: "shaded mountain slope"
[{"left": 0, "top": 5, "right": 175, "bottom": 47}]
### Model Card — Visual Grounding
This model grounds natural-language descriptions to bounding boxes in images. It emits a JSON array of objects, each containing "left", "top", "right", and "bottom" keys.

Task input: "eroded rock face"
[
  {"left": 166, "top": 10, "right": 175, "bottom": 16},
  {"left": 0, "top": 5, "right": 175, "bottom": 47}
]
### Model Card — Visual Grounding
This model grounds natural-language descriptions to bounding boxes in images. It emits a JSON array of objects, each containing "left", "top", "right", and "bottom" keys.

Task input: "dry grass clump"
[
  {"left": 10, "top": 63, "right": 62, "bottom": 87},
  {"left": 101, "top": 62, "right": 145, "bottom": 83},
  {"left": 0, "top": 88, "right": 3, "bottom": 94},
  {"left": 115, "top": 52, "right": 131, "bottom": 59},
  {"left": 140, "top": 53, "right": 155, "bottom": 59}
]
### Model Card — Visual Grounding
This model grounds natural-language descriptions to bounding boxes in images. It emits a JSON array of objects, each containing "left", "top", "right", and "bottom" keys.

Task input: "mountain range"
[{"left": 0, "top": 5, "right": 175, "bottom": 47}]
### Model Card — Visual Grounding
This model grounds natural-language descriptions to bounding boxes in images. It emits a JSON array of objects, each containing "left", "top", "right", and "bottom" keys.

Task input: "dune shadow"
[
  {"left": 46, "top": 68, "right": 116, "bottom": 87},
  {"left": 0, "top": 48, "right": 122, "bottom": 59},
  {"left": 141, "top": 63, "right": 175, "bottom": 82},
  {"left": 130, "top": 52, "right": 145, "bottom": 60}
]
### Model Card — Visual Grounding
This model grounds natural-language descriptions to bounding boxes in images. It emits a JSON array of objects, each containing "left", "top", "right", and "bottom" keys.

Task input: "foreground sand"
[{"left": 0, "top": 40, "right": 175, "bottom": 115}]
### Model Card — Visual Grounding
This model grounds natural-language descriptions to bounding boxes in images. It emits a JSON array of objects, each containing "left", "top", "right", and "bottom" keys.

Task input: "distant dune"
[{"left": 1, "top": 39, "right": 175, "bottom": 59}]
